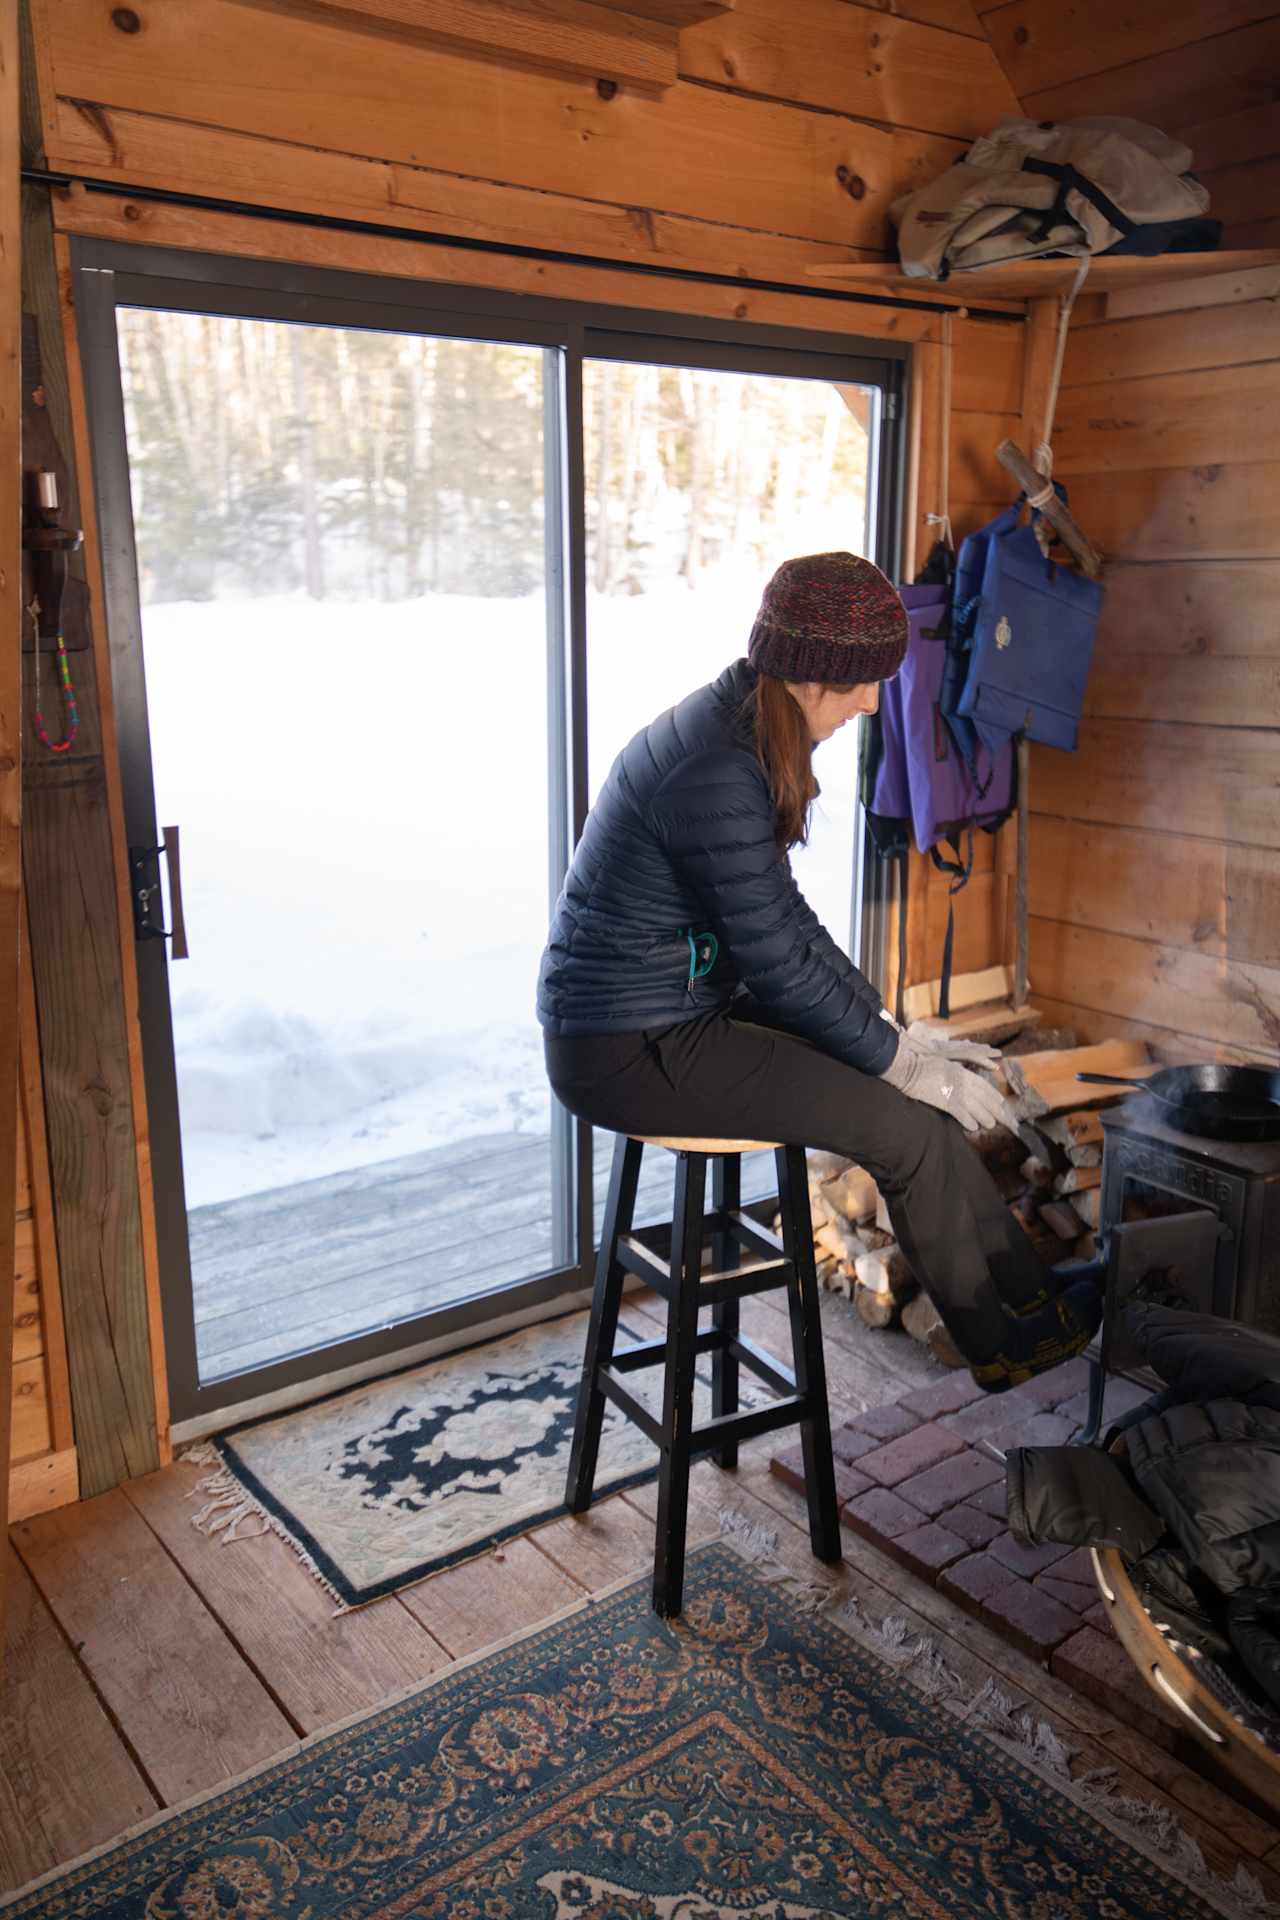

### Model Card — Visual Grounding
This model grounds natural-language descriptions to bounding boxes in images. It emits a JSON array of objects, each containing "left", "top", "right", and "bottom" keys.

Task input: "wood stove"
[{"left": 1081, "top": 1094, "right": 1280, "bottom": 1441}]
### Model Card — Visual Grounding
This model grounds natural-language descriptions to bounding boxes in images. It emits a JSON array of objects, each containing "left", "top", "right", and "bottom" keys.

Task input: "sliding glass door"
[{"left": 76, "top": 241, "right": 904, "bottom": 1425}]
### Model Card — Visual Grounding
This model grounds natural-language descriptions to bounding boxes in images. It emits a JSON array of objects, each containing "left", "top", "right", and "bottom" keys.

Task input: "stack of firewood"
[{"left": 775, "top": 1037, "right": 1154, "bottom": 1369}]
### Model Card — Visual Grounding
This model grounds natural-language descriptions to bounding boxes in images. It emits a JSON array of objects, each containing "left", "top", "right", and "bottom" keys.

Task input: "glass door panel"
[
  {"left": 116, "top": 310, "right": 560, "bottom": 1386},
  {"left": 584, "top": 359, "right": 878, "bottom": 1229}
]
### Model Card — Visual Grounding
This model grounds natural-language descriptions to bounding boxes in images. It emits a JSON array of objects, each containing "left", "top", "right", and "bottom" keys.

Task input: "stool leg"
[
  {"left": 710, "top": 1154, "right": 740, "bottom": 1471},
  {"left": 777, "top": 1146, "right": 842, "bottom": 1566},
  {"left": 653, "top": 1150, "right": 706, "bottom": 1618},
  {"left": 566, "top": 1134, "right": 642, "bottom": 1515}
]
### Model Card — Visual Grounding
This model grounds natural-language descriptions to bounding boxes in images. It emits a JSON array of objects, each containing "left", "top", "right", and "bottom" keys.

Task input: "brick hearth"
[{"left": 771, "top": 1361, "right": 1177, "bottom": 1742}]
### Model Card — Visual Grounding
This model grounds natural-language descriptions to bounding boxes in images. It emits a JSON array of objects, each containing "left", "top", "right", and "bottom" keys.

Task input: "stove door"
[{"left": 1103, "top": 1211, "right": 1223, "bottom": 1372}]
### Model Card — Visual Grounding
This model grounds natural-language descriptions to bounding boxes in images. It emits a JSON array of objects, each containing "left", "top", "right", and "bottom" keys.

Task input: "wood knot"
[
  {"left": 722, "top": 55, "right": 736, "bottom": 78},
  {"left": 124, "top": 202, "right": 142, "bottom": 222},
  {"left": 836, "top": 165, "right": 866, "bottom": 201},
  {"left": 111, "top": 6, "right": 142, "bottom": 31},
  {"left": 1014, "top": 23, "right": 1029, "bottom": 44},
  {"left": 596, "top": 77, "right": 617, "bottom": 101}
]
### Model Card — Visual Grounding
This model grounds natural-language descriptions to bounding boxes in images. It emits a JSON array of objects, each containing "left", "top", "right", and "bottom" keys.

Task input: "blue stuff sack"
[{"left": 946, "top": 494, "right": 1104, "bottom": 757}]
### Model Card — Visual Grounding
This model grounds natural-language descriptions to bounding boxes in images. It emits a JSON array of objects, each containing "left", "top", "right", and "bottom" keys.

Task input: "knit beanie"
[{"left": 747, "top": 552, "right": 908, "bottom": 686}]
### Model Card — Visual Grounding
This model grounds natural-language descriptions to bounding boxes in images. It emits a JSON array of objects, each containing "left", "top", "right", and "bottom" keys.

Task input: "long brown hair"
[{"left": 751, "top": 674, "right": 818, "bottom": 850}]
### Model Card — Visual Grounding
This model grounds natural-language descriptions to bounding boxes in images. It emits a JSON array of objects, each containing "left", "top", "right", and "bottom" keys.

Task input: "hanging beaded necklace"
[{"left": 28, "top": 597, "right": 80, "bottom": 754}]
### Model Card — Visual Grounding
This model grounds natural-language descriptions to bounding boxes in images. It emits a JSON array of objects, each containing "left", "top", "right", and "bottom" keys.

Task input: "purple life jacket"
[
  {"left": 869, "top": 568, "right": 1016, "bottom": 1019},
  {"left": 874, "top": 583, "right": 1014, "bottom": 854}
]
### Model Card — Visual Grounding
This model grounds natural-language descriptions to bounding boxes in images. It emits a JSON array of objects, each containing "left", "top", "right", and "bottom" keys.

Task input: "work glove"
[
  {"left": 879, "top": 1026, "right": 1014, "bottom": 1134},
  {"left": 879, "top": 1006, "right": 1002, "bottom": 1070}
]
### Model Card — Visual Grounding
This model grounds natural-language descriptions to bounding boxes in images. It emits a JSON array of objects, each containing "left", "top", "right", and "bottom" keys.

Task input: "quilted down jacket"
[
  {"left": 1008, "top": 1304, "right": 1280, "bottom": 1711},
  {"left": 536, "top": 658, "right": 897, "bottom": 1076}
]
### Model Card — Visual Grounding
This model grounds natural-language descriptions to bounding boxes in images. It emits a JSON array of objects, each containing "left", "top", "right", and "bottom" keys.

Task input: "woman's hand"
[
  {"left": 879, "top": 1007, "right": 1002, "bottom": 1070},
  {"left": 880, "top": 1027, "right": 1016, "bottom": 1134}
]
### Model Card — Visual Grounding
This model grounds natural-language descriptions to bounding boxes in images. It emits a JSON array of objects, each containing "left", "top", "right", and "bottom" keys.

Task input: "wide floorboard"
[{"left": 5, "top": 1300, "right": 1278, "bottom": 1900}]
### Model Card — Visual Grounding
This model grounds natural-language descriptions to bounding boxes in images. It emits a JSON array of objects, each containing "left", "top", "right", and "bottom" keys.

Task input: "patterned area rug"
[
  {"left": 193, "top": 1309, "right": 767, "bottom": 1607},
  {"left": 7, "top": 1541, "right": 1240, "bottom": 1920}
]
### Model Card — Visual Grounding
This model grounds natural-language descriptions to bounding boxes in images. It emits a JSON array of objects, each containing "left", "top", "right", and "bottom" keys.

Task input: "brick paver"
[
  {"left": 897, "top": 1446, "right": 1004, "bottom": 1517},
  {"left": 858, "top": 1423, "right": 966, "bottom": 1489},
  {"left": 772, "top": 1372, "right": 1160, "bottom": 1696}
]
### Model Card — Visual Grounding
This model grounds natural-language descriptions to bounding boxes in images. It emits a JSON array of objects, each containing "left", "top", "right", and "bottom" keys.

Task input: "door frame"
[{"left": 73, "top": 235, "right": 907, "bottom": 1428}]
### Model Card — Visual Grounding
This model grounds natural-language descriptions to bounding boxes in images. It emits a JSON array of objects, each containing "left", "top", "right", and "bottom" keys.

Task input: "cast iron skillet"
[{"left": 1075, "top": 1064, "right": 1280, "bottom": 1143}]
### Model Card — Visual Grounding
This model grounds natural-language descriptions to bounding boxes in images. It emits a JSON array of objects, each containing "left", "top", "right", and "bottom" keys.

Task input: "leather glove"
[
  {"left": 880, "top": 1028, "right": 1013, "bottom": 1134},
  {"left": 879, "top": 1006, "right": 1002, "bottom": 1071}
]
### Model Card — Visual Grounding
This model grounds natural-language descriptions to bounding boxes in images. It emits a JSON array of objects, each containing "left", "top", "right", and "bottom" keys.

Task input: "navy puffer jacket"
[{"left": 536, "top": 658, "right": 898, "bottom": 1076}]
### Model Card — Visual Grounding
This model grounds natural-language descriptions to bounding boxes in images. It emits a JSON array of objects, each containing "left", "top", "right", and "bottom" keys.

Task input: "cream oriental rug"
[{"left": 189, "top": 1307, "right": 766, "bottom": 1608}]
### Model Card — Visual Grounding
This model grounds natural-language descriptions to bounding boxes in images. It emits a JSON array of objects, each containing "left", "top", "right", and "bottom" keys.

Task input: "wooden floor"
[
  {"left": 191, "top": 1130, "right": 777, "bottom": 1379},
  {"left": 5, "top": 1285, "right": 1279, "bottom": 1901}
]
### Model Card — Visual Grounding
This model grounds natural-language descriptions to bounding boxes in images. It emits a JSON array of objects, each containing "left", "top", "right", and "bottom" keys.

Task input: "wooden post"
[
  {"left": 1, "top": 0, "right": 24, "bottom": 1679},
  {"left": 1013, "top": 734, "right": 1029, "bottom": 1010}
]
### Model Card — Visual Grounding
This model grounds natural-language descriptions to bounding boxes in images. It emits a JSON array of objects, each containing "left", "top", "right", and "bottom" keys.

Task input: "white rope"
[
  {"left": 924, "top": 310, "right": 954, "bottom": 549},
  {"left": 1027, "top": 255, "right": 1092, "bottom": 512}
]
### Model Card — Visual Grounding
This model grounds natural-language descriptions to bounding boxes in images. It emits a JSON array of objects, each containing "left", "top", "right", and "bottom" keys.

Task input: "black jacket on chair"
[
  {"left": 1008, "top": 1304, "right": 1280, "bottom": 1713},
  {"left": 536, "top": 658, "right": 897, "bottom": 1077}
]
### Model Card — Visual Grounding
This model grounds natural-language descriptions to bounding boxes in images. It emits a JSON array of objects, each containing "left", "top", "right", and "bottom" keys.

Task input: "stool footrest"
[
  {"left": 729, "top": 1333, "right": 797, "bottom": 1398},
  {"left": 711, "top": 1208, "right": 785, "bottom": 1262},
  {"left": 690, "top": 1396, "right": 810, "bottom": 1454},
  {"left": 611, "top": 1330, "right": 720, "bottom": 1375},
  {"left": 599, "top": 1371, "right": 665, "bottom": 1448}
]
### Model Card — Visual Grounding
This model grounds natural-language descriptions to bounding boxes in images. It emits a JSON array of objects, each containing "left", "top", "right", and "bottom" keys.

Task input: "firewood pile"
[{"left": 774, "top": 1036, "right": 1156, "bottom": 1370}]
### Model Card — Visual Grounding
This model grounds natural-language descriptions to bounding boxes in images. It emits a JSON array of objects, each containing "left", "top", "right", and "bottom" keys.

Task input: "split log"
[
  {"left": 1065, "top": 1141, "right": 1103, "bottom": 1169},
  {"left": 854, "top": 1283, "right": 898, "bottom": 1330},
  {"left": 815, "top": 1254, "right": 840, "bottom": 1290},
  {"left": 861, "top": 1225, "right": 895, "bottom": 1253},
  {"left": 874, "top": 1190, "right": 894, "bottom": 1236},
  {"left": 1004, "top": 1039, "right": 1154, "bottom": 1119},
  {"left": 901, "top": 1293, "right": 965, "bottom": 1369},
  {"left": 1054, "top": 1165, "right": 1101, "bottom": 1196},
  {"left": 1005, "top": 1024, "right": 1077, "bottom": 1056},
  {"left": 818, "top": 1164, "right": 879, "bottom": 1226},
  {"left": 1073, "top": 1186, "right": 1102, "bottom": 1230},
  {"left": 854, "top": 1244, "right": 917, "bottom": 1302},
  {"left": 1020, "top": 1155, "right": 1054, "bottom": 1190},
  {"left": 814, "top": 1218, "right": 868, "bottom": 1269},
  {"left": 968, "top": 1126, "right": 1028, "bottom": 1174},
  {"left": 1040, "top": 1109, "right": 1104, "bottom": 1150},
  {"left": 1039, "top": 1199, "right": 1084, "bottom": 1241}
]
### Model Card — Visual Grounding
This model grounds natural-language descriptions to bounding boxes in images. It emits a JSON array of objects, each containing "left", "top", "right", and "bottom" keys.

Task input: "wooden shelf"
[
  {"left": 805, "top": 249, "right": 1280, "bottom": 305},
  {"left": 263, "top": 0, "right": 735, "bottom": 91}
]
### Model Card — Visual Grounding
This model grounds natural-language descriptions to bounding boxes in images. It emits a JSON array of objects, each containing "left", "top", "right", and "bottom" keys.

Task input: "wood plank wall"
[
  {"left": 1020, "top": 266, "right": 1280, "bottom": 1060},
  {"left": 975, "top": 1, "right": 1280, "bottom": 250},
  {"left": 1, "top": 0, "right": 21, "bottom": 1669}
]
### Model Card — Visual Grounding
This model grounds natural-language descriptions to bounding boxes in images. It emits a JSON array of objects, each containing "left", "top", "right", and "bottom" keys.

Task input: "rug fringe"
[
  {"left": 715, "top": 1508, "right": 1278, "bottom": 1920},
  {"left": 185, "top": 1451, "right": 349, "bottom": 1613}
]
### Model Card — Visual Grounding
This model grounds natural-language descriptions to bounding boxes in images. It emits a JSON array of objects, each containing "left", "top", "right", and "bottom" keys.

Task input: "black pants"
[{"left": 545, "top": 1006, "right": 1059, "bottom": 1367}]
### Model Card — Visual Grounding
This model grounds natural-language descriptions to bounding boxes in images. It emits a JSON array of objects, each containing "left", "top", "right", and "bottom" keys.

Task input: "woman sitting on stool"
[{"left": 537, "top": 552, "right": 1101, "bottom": 1394}]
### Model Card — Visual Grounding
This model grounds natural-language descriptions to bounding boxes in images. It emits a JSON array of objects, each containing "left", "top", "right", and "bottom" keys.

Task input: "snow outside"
[{"left": 121, "top": 311, "right": 874, "bottom": 1296}]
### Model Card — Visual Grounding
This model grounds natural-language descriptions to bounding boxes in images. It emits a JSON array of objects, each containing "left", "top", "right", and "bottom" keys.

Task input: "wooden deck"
[
  {"left": 5, "top": 1285, "right": 1280, "bottom": 1901},
  {"left": 190, "top": 1131, "right": 778, "bottom": 1380}
]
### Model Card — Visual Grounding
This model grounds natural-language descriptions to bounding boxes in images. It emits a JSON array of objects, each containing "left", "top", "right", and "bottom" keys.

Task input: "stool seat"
[
  {"left": 566, "top": 1133, "right": 842, "bottom": 1618},
  {"left": 633, "top": 1134, "right": 781, "bottom": 1153}
]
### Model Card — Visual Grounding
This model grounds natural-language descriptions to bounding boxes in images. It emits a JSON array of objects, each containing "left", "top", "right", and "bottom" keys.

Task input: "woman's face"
[{"left": 785, "top": 679, "right": 881, "bottom": 743}]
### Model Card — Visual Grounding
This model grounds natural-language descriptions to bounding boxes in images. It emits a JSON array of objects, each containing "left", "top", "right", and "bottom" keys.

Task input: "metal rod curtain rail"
[{"left": 20, "top": 168, "right": 1025, "bottom": 325}]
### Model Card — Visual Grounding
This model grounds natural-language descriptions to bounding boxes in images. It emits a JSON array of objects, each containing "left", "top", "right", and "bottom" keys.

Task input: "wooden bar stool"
[{"left": 565, "top": 1132, "right": 843, "bottom": 1618}]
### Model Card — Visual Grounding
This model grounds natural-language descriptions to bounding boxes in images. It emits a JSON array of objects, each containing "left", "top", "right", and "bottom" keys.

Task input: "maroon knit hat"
[{"left": 748, "top": 552, "right": 908, "bottom": 686}]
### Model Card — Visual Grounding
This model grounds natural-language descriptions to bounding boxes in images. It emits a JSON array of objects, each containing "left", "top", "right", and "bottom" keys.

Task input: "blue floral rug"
[{"left": 6, "top": 1542, "right": 1232, "bottom": 1919}]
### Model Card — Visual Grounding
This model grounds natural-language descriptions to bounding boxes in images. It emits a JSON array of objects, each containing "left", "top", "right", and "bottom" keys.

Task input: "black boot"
[{"left": 965, "top": 1274, "right": 1104, "bottom": 1395}]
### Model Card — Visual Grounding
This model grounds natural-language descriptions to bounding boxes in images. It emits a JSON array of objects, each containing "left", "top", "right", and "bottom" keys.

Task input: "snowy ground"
[{"left": 144, "top": 575, "right": 865, "bottom": 1208}]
